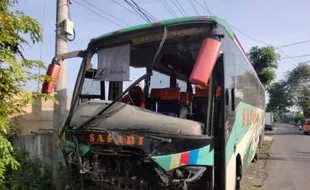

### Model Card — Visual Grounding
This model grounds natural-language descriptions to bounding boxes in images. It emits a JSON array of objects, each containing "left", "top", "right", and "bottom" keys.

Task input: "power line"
[
  {"left": 159, "top": 0, "right": 177, "bottom": 18},
  {"left": 80, "top": 0, "right": 129, "bottom": 26},
  {"left": 278, "top": 39, "right": 310, "bottom": 49},
  {"left": 124, "top": 0, "right": 150, "bottom": 22},
  {"left": 124, "top": 0, "right": 154, "bottom": 22},
  {"left": 281, "top": 54, "right": 310, "bottom": 59},
  {"left": 171, "top": 0, "right": 185, "bottom": 16},
  {"left": 193, "top": 0, "right": 215, "bottom": 16},
  {"left": 163, "top": 0, "right": 177, "bottom": 17},
  {"left": 230, "top": 25, "right": 301, "bottom": 63},
  {"left": 131, "top": 0, "right": 157, "bottom": 21},
  {"left": 74, "top": 0, "right": 123, "bottom": 27},
  {"left": 164, "top": 0, "right": 178, "bottom": 17},
  {"left": 175, "top": 0, "right": 188, "bottom": 16},
  {"left": 201, "top": 0, "right": 215, "bottom": 15},
  {"left": 188, "top": 0, "right": 200, "bottom": 16},
  {"left": 110, "top": 0, "right": 146, "bottom": 22},
  {"left": 126, "top": 0, "right": 151, "bottom": 22},
  {"left": 196, "top": 0, "right": 302, "bottom": 63}
]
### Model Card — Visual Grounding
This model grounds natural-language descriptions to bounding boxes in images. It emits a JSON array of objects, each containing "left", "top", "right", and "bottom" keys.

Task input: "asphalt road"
[{"left": 262, "top": 124, "right": 310, "bottom": 190}]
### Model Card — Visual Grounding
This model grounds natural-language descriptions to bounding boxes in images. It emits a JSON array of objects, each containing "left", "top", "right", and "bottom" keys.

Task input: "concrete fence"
[
  {"left": 13, "top": 130, "right": 53, "bottom": 165},
  {"left": 12, "top": 93, "right": 72, "bottom": 164}
]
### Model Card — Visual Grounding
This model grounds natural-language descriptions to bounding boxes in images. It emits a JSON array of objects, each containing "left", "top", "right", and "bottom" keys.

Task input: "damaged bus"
[{"left": 42, "top": 16, "right": 265, "bottom": 190}]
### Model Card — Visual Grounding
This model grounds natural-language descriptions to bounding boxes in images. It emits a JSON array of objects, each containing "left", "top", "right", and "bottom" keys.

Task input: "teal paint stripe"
[
  {"left": 152, "top": 155, "right": 172, "bottom": 171},
  {"left": 197, "top": 147, "right": 214, "bottom": 165},
  {"left": 63, "top": 140, "right": 90, "bottom": 156}
]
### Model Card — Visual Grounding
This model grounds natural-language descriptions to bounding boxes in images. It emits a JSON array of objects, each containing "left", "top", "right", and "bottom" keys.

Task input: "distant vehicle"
[
  {"left": 265, "top": 112, "right": 274, "bottom": 131},
  {"left": 303, "top": 119, "right": 310, "bottom": 135}
]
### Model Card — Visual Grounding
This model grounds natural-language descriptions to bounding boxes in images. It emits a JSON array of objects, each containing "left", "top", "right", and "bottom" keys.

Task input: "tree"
[
  {"left": 296, "top": 87, "right": 310, "bottom": 118},
  {"left": 285, "top": 63, "right": 310, "bottom": 90},
  {"left": 293, "top": 113, "right": 305, "bottom": 124},
  {"left": 0, "top": 0, "right": 53, "bottom": 179},
  {"left": 248, "top": 46, "right": 280, "bottom": 89},
  {"left": 273, "top": 113, "right": 280, "bottom": 123},
  {"left": 266, "top": 81, "right": 294, "bottom": 113},
  {"left": 285, "top": 63, "right": 310, "bottom": 118}
]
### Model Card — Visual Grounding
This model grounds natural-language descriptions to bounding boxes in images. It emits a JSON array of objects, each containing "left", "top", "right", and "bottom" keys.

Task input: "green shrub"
[{"left": 0, "top": 150, "right": 52, "bottom": 190}]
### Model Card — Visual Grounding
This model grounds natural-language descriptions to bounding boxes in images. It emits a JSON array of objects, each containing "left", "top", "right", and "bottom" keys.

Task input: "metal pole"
[{"left": 53, "top": 0, "right": 68, "bottom": 189}]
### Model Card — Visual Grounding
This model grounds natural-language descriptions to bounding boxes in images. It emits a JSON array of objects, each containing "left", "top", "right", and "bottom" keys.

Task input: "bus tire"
[{"left": 236, "top": 155, "right": 242, "bottom": 190}]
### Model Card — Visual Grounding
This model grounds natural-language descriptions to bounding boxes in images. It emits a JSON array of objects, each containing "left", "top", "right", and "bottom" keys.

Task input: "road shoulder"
[{"left": 240, "top": 130, "right": 275, "bottom": 190}]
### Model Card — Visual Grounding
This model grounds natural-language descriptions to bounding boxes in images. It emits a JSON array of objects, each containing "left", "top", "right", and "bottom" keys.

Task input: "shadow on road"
[
  {"left": 260, "top": 152, "right": 310, "bottom": 162},
  {"left": 268, "top": 131, "right": 305, "bottom": 136}
]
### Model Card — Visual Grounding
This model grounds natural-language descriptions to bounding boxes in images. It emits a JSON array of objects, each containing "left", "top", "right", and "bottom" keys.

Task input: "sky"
[{"left": 16, "top": 0, "right": 310, "bottom": 102}]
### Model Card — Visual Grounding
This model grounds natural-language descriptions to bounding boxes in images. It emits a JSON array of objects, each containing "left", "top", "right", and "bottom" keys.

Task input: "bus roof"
[{"left": 94, "top": 16, "right": 234, "bottom": 40}]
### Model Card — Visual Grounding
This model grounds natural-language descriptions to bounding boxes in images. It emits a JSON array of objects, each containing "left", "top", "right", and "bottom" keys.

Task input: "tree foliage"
[
  {"left": 248, "top": 46, "right": 280, "bottom": 89},
  {"left": 296, "top": 87, "right": 310, "bottom": 118},
  {"left": 266, "top": 62, "right": 310, "bottom": 118},
  {"left": 285, "top": 63, "right": 310, "bottom": 92},
  {"left": 0, "top": 150, "right": 52, "bottom": 190},
  {"left": 266, "top": 81, "right": 294, "bottom": 113},
  {"left": 293, "top": 113, "right": 305, "bottom": 124},
  {"left": 285, "top": 63, "right": 310, "bottom": 117},
  {"left": 0, "top": 0, "right": 54, "bottom": 180}
]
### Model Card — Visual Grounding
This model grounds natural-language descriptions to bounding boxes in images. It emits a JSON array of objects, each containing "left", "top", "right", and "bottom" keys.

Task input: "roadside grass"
[{"left": 260, "top": 141, "right": 272, "bottom": 160}]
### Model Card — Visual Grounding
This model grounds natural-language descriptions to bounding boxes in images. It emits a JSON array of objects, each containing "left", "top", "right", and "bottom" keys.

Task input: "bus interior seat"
[
  {"left": 146, "top": 88, "right": 163, "bottom": 111},
  {"left": 121, "top": 86, "right": 145, "bottom": 108},
  {"left": 157, "top": 88, "right": 181, "bottom": 117},
  {"left": 192, "top": 87, "right": 209, "bottom": 123}
]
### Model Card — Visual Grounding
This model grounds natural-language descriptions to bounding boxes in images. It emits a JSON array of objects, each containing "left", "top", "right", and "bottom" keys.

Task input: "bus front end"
[{"left": 43, "top": 17, "right": 227, "bottom": 190}]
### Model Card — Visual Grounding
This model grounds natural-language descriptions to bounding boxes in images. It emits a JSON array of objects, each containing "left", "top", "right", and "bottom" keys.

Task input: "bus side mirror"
[
  {"left": 189, "top": 38, "right": 221, "bottom": 87},
  {"left": 41, "top": 62, "right": 61, "bottom": 94}
]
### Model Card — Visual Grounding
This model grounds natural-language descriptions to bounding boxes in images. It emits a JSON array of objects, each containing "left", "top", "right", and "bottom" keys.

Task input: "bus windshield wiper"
[{"left": 76, "top": 27, "right": 168, "bottom": 131}]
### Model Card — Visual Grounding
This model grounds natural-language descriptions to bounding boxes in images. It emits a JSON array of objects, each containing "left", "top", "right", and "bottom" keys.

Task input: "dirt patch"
[{"left": 240, "top": 138, "right": 273, "bottom": 190}]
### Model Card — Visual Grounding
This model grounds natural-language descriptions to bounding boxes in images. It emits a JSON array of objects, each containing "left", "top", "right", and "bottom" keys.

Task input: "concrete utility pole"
[{"left": 53, "top": 0, "right": 68, "bottom": 189}]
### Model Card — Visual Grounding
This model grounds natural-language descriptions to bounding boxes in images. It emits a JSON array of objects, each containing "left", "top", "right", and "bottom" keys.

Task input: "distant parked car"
[
  {"left": 265, "top": 124, "right": 274, "bottom": 131},
  {"left": 265, "top": 112, "right": 274, "bottom": 131}
]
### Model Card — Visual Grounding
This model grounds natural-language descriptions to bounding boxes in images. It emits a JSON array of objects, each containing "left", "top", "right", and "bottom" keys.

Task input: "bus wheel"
[{"left": 236, "top": 156, "right": 242, "bottom": 190}]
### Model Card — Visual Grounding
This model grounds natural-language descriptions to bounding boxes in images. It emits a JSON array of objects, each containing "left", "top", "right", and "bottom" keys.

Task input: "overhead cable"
[
  {"left": 110, "top": 0, "right": 146, "bottom": 21},
  {"left": 80, "top": 0, "right": 129, "bottom": 26},
  {"left": 171, "top": 0, "right": 185, "bottom": 16},
  {"left": 188, "top": 0, "right": 200, "bottom": 16},
  {"left": 281, "top": 54, "right": 310, "bottom": 59},
  {"left": 230, "top": 26, "right": 301, "bottom": 63},
  {"left": 193, "top": 0, "right": 214, "bottom": 15},
  {"left": 131, "top": 0, "right": 157, "bottom": 21},
  {"left": 124, "top": 0, "right": 153, "bottom": 22},
  {"left": 74, "top": 1, "right": 123, "bottom": 27},
  {"left": 175, "top": 0, "right": 188, "bottom": 16},
  {"left": 196, "top": 0, "right": 302, "bottom": 63},
  {"left": 278, "top": 39, "right": 310, "bottom": 49},
  {"left": 163, "top": 0, "right": 178, "bottom": 17},
  {"left": 159, "top": 0, "right": 177, "bottom": 18}
]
